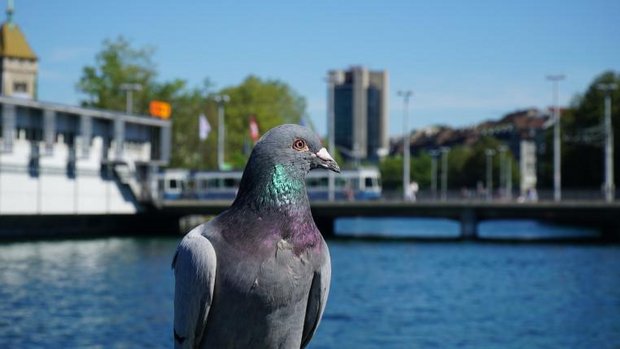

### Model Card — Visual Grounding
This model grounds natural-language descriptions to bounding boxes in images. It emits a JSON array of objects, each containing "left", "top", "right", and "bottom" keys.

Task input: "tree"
[
  {"left": 561, "top": 70, "right": 620, "bottom": 188},
  {"left": 76, "top": 36, "right": 161, "bottom": 113},
  {"left": 76, "top": 36, "right": 215, "bottom": 169},
  {"left": 169, "top": 80, "right": 217, "bottom": 169},
  {"left": 217, "top": 75, "right": 307, "bottom": 169}
]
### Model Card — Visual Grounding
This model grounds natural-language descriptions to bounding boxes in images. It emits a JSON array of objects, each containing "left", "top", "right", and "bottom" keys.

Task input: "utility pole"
[
  {"left": 120, "top": 83, "right": 142, "bottom": 114},
  {"left": 547, "top": 74, "right": 565, "bottom": 202},
  {"left": 326, "top": 74, "right": 337, "bottom": 201},
  {"left": 597, "top": 83, "right": 617, "bottom": 202},
  {"left": 214, "top": 95, "right": 230, "bottom": 171},
  {"left": 398, "top": 90, "right": 413, "bottom": 201},
  {"left": 485, "top": 148, "right": 495, "bottom": 202},
  {"left": 506, "top": 156, "right": 512, "bottom": 201},
  {"left": 430, "top": 150, "right": 439, "bottom": 201},
  {"left": 498, "top": 145, "right": 507, "bottom": 199},
  {"left": 440, "top": 147, "right": 449, "bottom": 201}
]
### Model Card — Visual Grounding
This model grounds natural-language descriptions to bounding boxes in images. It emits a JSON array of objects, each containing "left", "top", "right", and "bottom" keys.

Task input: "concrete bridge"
[{"left": 154, "top": 200, "right": 620, "bottom": 241}]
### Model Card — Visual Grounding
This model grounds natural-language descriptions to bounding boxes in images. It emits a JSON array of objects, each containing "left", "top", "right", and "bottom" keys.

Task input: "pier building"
[
  {"left": 0, "top": 97, "right": 171, "bottom": 214},
  {"left": 0, "top": 4, "right": 171, "bottom": 216}
]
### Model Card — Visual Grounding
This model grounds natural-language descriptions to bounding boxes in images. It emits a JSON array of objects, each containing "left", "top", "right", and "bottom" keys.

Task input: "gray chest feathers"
[{"left": 217, "top": 237, "right": 319, "bottom": 311}]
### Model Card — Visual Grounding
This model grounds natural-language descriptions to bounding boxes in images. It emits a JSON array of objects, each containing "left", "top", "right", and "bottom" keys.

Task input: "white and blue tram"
[{"left": 155, "top": 167, "right": 381, "bottom": 201}]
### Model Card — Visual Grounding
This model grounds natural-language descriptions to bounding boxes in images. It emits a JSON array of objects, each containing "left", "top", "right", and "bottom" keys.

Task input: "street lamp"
[
  {"left": 485, "top": 148, "right": 496, "bottom": 202},
  {"left": 506, "top": 155, "right": 513, "bottom": 201},
  {"left": 214, "top": 95, "right": 230, "bottom": 171},
  {"left": 440, "top": 146, "right": 449, "bottom": 201},
  {"left": 547, "top": 74, "right": 565, "bottom": 202},
  {"left": 498, "top": 145, "right": 507, "bottom": 199},
  {"left": 326, "top": 74, "right": 337, "bottom": 201},
  {"left": 120, "top": 83, "right": 142, "bottom": 114},
  {"left": 430, "top": 149, "right": 440, "bottom": 201},
  {"left": 597, "top": 83, "right": 617, "bottom": 202},
  {"left": 398, "top": 90, "right": 413, "bottom": 201}
]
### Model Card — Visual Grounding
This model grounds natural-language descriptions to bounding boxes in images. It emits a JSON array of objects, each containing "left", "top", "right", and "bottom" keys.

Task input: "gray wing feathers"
[
  {"left": 301, "top": 243, "right": 331, "bottom": 348},
  {"left": 172, "top": 229, "right": 217, "bottom": 349}
]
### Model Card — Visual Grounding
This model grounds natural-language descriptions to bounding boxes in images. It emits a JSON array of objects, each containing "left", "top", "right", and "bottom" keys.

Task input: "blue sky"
[{"left": 14, "top": 0, "right": 620, "bottom": 137}]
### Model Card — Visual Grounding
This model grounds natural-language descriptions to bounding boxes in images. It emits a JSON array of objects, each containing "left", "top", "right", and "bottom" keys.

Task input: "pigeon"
[{"left": 172, "top": 124, "right": 340, "bottom": 349}]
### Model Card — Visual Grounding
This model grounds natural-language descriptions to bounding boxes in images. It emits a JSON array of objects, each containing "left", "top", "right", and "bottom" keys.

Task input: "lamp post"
[
  {"left": 440, "top": 147, "right": 449, "bottom": 201},
  {"left": 547, "top": 74, "right": 565, "bottom": 202},
  {"left": 597, "top": 83, "right": 617, "bottom": 202},
  {"left": 506, "top": 156, "right": 513, "bottom": 201},
  {"left": 498, "top": 145, "right": 507, "bottom": 199},
  {"left": 398, "top": 90, "right": 413, "bottom": 201},
  {"left": 430, "top": 149, "right": 440, "bottom": 201},
  {"left": 326, "top": 74, "right": 337, "bottom": 201},
  {"left": 120, "top": 83, "right": 142, "bottom": 114},
  {"left": 214, "top": 95, "right": 230, "bottom": 171},
  {"left": 485, "top": 148, "right": 496, "bottom": 202}
]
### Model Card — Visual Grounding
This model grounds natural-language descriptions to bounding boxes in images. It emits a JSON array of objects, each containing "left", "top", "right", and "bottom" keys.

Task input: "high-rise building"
[
  {"left": 329, "top": 66, "right": 388, "bottom": 162},
  {"left": 0, "top": 2, "right": 38, "bottom": 99}
]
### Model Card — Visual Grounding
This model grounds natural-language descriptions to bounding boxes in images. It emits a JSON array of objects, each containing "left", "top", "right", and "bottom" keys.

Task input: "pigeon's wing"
[
  {"left": 300, "top": 241, "right": 331, "bottom": 348},
  {"left": 172, "top": 227, "right": 217, "bottom": 349}
]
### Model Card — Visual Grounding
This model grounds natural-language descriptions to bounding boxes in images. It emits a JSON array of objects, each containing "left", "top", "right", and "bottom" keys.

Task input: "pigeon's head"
[
  {"left": 253, "top": 124, "right": 340, "bottom": 174},
  {"left": 235, "top": 124, "right": 340, "bottom": 210}
]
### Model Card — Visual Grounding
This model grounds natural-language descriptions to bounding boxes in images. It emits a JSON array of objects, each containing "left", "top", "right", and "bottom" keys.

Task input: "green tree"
[
  {"left": 379, "top": 155, "right": 404, "bottom": 192},
  {"left": 76, "top": 36, "right": 215, "bottom": 169},
  {"left": 169, "top": 80, "right": 217, "bottom": 169},
  {"left": 76, "top": 36, "right": 160, "bottom": 113},
  {"left": 561, "top": 70, "right": 620, "bottom": 188},
  {"left": 218, "top": 75, "right": 307, "bottom": 169}
]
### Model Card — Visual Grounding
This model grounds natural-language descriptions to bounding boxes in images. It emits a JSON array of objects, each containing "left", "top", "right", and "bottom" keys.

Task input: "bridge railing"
[{"left": 381, "top": 188, "right": 615, "bottom": 202}]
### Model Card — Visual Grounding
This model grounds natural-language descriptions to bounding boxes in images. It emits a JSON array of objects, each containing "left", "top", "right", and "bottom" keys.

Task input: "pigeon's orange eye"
[{"left": 292, "top": 139, "right": 307, "bottom": 151}]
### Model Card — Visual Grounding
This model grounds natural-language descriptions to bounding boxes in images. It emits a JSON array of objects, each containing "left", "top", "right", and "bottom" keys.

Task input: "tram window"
[
  {"left": 169, "top": 179, "right": 178, "bottom": 190},
  {"left": 335, "top": 178, "right": 347, "bottom": 187},
  {"left": 365, "top": 177, "right": 373, "bottom": 188}
]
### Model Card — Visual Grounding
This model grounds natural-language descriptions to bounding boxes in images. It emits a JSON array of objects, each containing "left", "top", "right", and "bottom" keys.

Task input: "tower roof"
[{"left": 0, "top": 22, "right": 37, "bottom": 60}]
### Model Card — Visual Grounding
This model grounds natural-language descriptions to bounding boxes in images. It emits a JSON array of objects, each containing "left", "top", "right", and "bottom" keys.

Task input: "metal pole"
[
  {"left": 498, "top": 145, "right": 507, "bottom": 199},
  {"left": 398, "top": 90, "right": 413, "bottom": 201},
  {"left": 441, "top": 147, "right": 449, "bottom": 201},
  {"left": 327, "top": 75, "right": 336, "bottom": 201},
  {"left": 597, "top": 83, "right": 617, "bottom": 202},
  {"left": 547, "top": 75, "right": 565, "bottom": 202},
  {"left": 506, "top": 157, "right": 512, "bottom": 200},
  {"left": 430, "top": 150, "right": 438, "bottom": 201},
  {"left": 215, "top": 95, "right": 230, "bottom": 171},
  {"left": 120, "top": 83, "right": 142, "bottom": 114},
  {"left": 127, "top": 90, "right": 132, "bottom": 114},
  {"left": 485, "top": 149, "right": 495, "bottom": 202}
]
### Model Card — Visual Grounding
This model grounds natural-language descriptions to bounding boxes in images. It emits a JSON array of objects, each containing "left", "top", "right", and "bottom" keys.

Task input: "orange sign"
[{"left": 149, "top": 100, "right": 171, "bottom": 119}]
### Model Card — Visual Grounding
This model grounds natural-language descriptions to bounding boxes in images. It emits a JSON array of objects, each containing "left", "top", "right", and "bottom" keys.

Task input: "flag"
[
  {"left": 249, "top": 115, "right": 260, "bottom": 142},
  {"left": 199, "top": 113, "right": 211, "bottom": 140}
]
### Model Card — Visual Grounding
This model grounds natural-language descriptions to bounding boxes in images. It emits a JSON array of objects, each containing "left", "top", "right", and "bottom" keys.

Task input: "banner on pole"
[
  {"left": 249, "top": 115, "right": 260, "bottom": 143},
  {"left": 199, "top": 113, "right": 211, "bottom": 140}
]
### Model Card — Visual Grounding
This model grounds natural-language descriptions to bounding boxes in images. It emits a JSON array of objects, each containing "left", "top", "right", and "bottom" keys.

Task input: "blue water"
[
  {"left": 0, "top": 220, "right": 619, "bottom": 348},
  {"left": 336, "top": 218, "right": 601, "bottom": 240}
]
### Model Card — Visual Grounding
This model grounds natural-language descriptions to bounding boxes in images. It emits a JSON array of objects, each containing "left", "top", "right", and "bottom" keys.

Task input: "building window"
[{"left": 13, "top": 82, "right": 28, "bottom": 93}]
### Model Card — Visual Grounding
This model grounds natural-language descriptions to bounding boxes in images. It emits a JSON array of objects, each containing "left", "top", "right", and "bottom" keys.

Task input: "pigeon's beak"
[{"left": 314, "top": 148, "right": 340, "bottom": 173}]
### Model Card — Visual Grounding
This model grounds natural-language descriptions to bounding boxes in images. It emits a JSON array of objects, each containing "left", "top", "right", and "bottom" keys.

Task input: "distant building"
[
  {"left": 395, "top": 108, "right": 550, "bottom": 197},
  {"left": 0, "top": 3, "right": 37, "bottom": 99},
  {"left": 329, "top": 66, "right": 388, "bottom": 162}
]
